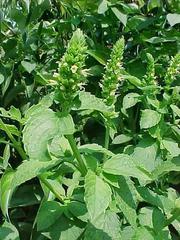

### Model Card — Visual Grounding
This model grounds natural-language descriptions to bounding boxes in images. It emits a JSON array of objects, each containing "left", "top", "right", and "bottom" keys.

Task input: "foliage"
[{"left": 0, "top": 0, "right": 180, "bottom": 239}]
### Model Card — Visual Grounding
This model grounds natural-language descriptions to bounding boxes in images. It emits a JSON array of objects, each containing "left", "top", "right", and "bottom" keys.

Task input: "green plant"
[{"left": 0, "top": 27, "right": 180, "bottom": 240}]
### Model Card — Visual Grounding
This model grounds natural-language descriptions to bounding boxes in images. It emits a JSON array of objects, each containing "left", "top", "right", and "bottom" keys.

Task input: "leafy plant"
[{"left": 0, "top": 1, "right": 180, "bottom": 239}]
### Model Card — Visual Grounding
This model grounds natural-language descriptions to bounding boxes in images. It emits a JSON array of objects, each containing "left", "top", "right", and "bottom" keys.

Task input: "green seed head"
[
  {"left": 55, "top": 29, "right": 87, "bottom": 111},
  {"left": 165, "top": 53, "right": 180, "bottom": 87},
  {"left": 101, "top": 37, "right": 125, "bottom": 106}
]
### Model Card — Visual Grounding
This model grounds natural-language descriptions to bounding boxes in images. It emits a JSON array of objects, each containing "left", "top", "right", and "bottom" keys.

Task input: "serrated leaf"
[
  {"left": 23, "top": 109, "right": 74, "bottom": 161},
  {"left": 103, "top": 154, "right": 152, "bottom": 181},
  {"left": 84, "top": 211, "right": 121, "bottom": 240},
  {"left": 84, "top": 170, "right": 112, "bottom": 220},
  {"left": 140, "top": 109, "right": 161, "bottom": 129}
]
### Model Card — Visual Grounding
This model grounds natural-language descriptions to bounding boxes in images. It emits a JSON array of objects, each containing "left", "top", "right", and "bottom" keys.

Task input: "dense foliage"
[{"left": 0, "top": 1, "right": 180, "bottom": 239}]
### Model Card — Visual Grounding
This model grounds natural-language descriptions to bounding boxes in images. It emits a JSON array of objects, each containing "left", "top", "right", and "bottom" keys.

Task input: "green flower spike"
[
  {"left": 144, "top": 53, "right": 156, "bottom": 85},
  {"left": 55, "top": 29, "right": 87, "bottom": 112},
  {"left": 101, "top": 37, "right": 125, "bottom": 106},
  {"left": 165, "top": 53, "right": 180, "bottom": 87}
]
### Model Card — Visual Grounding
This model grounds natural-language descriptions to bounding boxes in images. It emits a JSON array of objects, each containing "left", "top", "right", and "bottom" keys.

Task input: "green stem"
[
  {"left": 0, "top": 118, "right": 27, "bottom": 160},
  {"left": 66, "top": 134, "right": 87, "bottom": 176},
  {"left": 39, "top": 175, "right": 64, "bottom": 204},
  {"left": 163, "top": 209, "right": 180, "bottom": 228},
  {"left": 103, "top": 125, "right": 110, "bottom": 162}
]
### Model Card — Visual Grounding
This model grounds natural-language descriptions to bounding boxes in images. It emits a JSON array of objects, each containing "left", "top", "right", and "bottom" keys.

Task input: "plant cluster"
[{"left": 0, "top": 1, "right": 180, "bottom": 240}]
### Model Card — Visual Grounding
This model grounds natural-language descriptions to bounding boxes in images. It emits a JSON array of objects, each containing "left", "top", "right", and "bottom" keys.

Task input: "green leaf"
[
  {"left": 84, "top": 170, "right": 112, "bottom": 220},
  {"left": 42, "top": 215, "right": 83, "bottom": 240},
  {"left": 21, "top": 61, "right": 36, "bottom": 73},
  {"left": 152, "top": 207, "right": 165, "bottom": 232},
  {"left": 84, "top": 211, "right": 121, "bottom": 240},
  {"left": 152, "top": 157, "right": 180, "bottom": 179},
  {"left": 140, "top": 109, "right": 161, "bottom": 129},
  {"left": 167, "top": 13, "right": 180, "bottom": 27},
  {"left": 79, "top": 143, "right": 114, "bottom": 157},
  {"left": 87, "top": 50, "right": 106, "bottom": 65},
  {"left": 122, "top": 93, "right": 140, "bottom": 111},
  {"left": 115, "top": 176, "right": 137, "bottom": 227},
  {"left": 136, "top": 187, "right": 175, "bottom": 213},
  {"left": 2, "top": 143, "right": 10, "bottom": 169},
  {"left": 111, "top": 7, "right": 127, "bottom": 26},
  {"left": 0, "top": 221, "right": 19, "bottom": 240},
  {"left": 147, "top": 0, "right": 161, "bottom": 12},
  {"left": 11, "top": 159, "right": 61, "bottom": 189},
  {"left": 98, "top": 0, "right": 108, "bottom": 14},
  {"left": 0, "top": 170, "right": 14, "bottom": 217},
  {"left": 132, "top": 226, "right": 154, "bottom": 240},
  {"left": 37, "top": 201, "right": 64, "bottom": 231},
  {"left": 103, "top": 154, "right": 152, "bottom": 181},
  {"left": 23, "top": 109, "right": 74, "bottom": 161},
  {"left": 68, "top": 201, "right": 89, "bottom": 222},
  {"left": 0, "top": 73, "right": 4, "bottom": 84},
  {"left": 162, "top": 139, "right": 180, "bottom": 157},
  {"left": 74, "top": 91, "right": 113, "bottom": 115},
  {"left": 123, "top": 75, "right": 143, "bottom": 87},
  {"left": 170, "top": 104, "right": 180, "bottom": 117},
  {"left": 112, "top": 134, "right": 132, "bottom": 145},
  {"left": 0, "top": 159, "right": 61, "bottom": 217},
  {"left": 132, "top": 137, "right": 158, "bottom": 172}
]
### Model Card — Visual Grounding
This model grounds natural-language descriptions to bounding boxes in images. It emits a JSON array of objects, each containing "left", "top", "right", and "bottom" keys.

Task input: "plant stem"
[
  {"left": 103, "top": 125, "right": 110, "bottom": 162},
  {"left": 0, "top": 118, "right": 27, "bottom": 160},
  {"left": 163, "top": 209, "right": 180, "bottom": 228},
  {"left": 66, "top": 134, "right": 87, "bottom": 176},
  {"left": 39, "top": 174, "right": 64, "bottom": 204}
]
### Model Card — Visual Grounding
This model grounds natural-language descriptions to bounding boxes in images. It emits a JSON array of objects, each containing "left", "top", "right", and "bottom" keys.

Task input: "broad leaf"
[
  {"left": 74, "top": 91, "right": 113, "bottom": 115},
  {"left": 140, "top": 109, "right": 161, "bottom": 129},
  {"left": 122, "top": 93, "right": 140, "bottom": 111},
  {"left": 79, "top": 143, "right": 114, "bottom": 157},
  {"left": 115, "top": 176, "right": 137, "bottom": 227},
  {"left": 162, "top": 139, "right": 180, "bottom": 157},
  {"left": 132, "top": 137, "right": 159, "bottom": 172},
  {"left": 0, "top": 170, "right": 14, "bottom": 217},
  {"left": 112, "top": 134, "right": 132, "bottom": 145},
  {"left": 23, "top": 109, "right": 74, "bottom": 161},
  {"left": 42, "top": 215, "right": 84, "bottom": 240},
  {"left": 0, "top": 221, "right": 19, "bottom": 240},
  {"left": 167, "top": 13, "right": 180, "bottom": 26},
  {"left": 84, "top": 170, "right": 112, "bottom": 220},
  {"left": 84, "top": 210, "right": 121, "bottom": 240},
  {"left": 37, "top": 201, "right": 64, "bottom": 231},
  {"left": 103, "top": 154, "right": 152, "bottom": 181}
]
